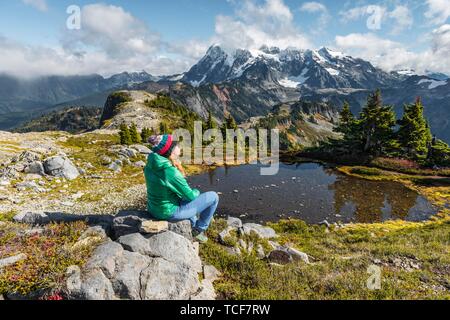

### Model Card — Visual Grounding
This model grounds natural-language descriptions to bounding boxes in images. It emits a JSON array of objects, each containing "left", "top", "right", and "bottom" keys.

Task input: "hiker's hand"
[{"left": 171, "top": 158, "right": 186, "bottom": 177}]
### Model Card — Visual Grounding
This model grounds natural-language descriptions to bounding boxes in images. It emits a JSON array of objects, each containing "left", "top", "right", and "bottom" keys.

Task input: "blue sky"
[{"left": 0, "top": 0, "right": 449, "bottom": 77}]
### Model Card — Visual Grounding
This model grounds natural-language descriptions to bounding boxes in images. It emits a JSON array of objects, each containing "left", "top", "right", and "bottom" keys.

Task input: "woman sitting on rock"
[{"left": 144, "top": 134, "right": 219, "bottom": 243}]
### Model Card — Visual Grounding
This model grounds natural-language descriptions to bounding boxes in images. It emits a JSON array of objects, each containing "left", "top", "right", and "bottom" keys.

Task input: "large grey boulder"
[
  {"left": 146, "top": 231, "right": 202, "bottom": 273},
  {"left": 25, "top": 161, "right": 45, "bottom": 175},
  {"left": 168, "top": 220, "right": 193, "bottom": 241},
  {"left": 191, "top": 279, "right": 217, "bottom": 300},
  {"left": 117, "top": 233, "right": 153, "bottom": 256},
  {"left": 43, "top": 156, "right": 79, "bottom": 180},
  {"left": 68, "top": 228, "right": 209, "bottom": 300},
  {"left": 84, "top": 242, "right": 124, "bottom": 279},
  {"left": 112, "top": 211, "right": 193, "bottom": 240},
  {"left": 140, "top": 258, "right": 199, "bottom": 300},
  {"left": 112, "top": 251, "right": 151, "bottom": 300},
  {"left": 79, "top": 268, "right": 116, "bottom": 300}
]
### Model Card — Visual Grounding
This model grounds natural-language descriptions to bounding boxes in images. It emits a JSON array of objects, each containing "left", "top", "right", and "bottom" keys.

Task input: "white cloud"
[
  {"left": 335, "top": 33, "right": 415, "bottom": 70},
  {"left": 334, "top": 27, "right": 450, "bottom": 75},
  {"left": 22, "top": 0, "right": 47, "bottom": 12},
  {"left": 340, "top": 4, "right": 413, "bottom": 33},
  {"left": 0, "top": 4, "right": 190, "bottom": 77},
  {"left": 62, "top": 4, "right": 161, "bottom": 59},
  {"left": 299, "top": 2, "right": 331, "bottom": 32},
  {"left": 340, "top": 5, "right": 386, "bottom": 30},
  {"left": 0, "top": 34, "right": 191, "bottom": 78},
  {"left": 212, "top": 0, "right": 312, "bottom": 51},
  {"left": 389, "top": 5, "right": 413, "bottom": 34},
  {"left": 1, "top": 0, "right": 313, "bottom": 77},
  {"left": 424, "top": 0, "right": 450, "bottom": 25}
]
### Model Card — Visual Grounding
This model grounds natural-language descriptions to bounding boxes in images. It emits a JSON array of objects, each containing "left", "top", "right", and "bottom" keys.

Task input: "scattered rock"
[
  {"left": 71, "top": 192, "right": 85, "bottom": 200},
  {"left": 224, "top": 246, "right": 241, "bottom": 256},
  {"left": 219, "top": 226, "right": 236, "bottom": 245},
  {"left": 108, "top": 161, "right": 122, "bottom": 173},
  {"left": 21, "top": 228, "right": 45, "bottom": 236},
  {"left": 11, "top": 151, "right": 40, "bottom": 164},
  {"left": 227, "top": 216, "right": 243, "bottom": 229},
  {"left": 61, "top": 201, "right": 75, "bottom": 207},
  {"left": 119, "top": 147, "right": 137, "bottom": 158},
  {"left": 268, "top": 249, "right": 292, "bottom": 265},
  {"left": 257, "top": 244, "right": 266, "bottom": 259},
  {"left": 285, "top": 247, "right": 309, "bottom": 264},
  {"left": 203, "top": 265, "right": 221, "bottom": 282},
  {"left": 100, "top": 156, "right": 112, "bottom": 165},
  {"left": 242, "top": 223, "right": 277, "bottom": 239},
  {"left": 0, "top": 253, "right": 27, "bottom": 268},
  {"left": 319, "top": 220, "right": 331, "bottom": 228},
  {"left": 139, "top": 220, "right": 168, "bottom": 234},
  {"left": 43, "top": 156, "right": 80, "bottom": 180},
  {"left": 134, "top": 161, "right": 146, "bottom": 168},
  {"left": 15, "top": 181, "right": 41, "bottom": 192},
  {"left": 24, "top": 161, "right": 45, "bottom": 175},
  {"left": 238, "top": 239, "right": 247, "bottom": 250},
  {"left": 131, "top": 145, "right": 152, "bottom": 155},
  {"left": 72, "top": 227, "right": 107, "bottom": 250},
  {"left": 13, "top": 212, "right": 49, "bottom": 225}
]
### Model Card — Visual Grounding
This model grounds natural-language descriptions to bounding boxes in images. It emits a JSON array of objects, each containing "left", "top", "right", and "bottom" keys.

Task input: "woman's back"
[{"left": 144, "top": 152, "right": 199, "bottom": 220}]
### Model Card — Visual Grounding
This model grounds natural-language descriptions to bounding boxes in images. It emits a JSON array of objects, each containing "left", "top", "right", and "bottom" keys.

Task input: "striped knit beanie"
[{"left": 148, "top": 134, "right": 176, "bottom": 157}]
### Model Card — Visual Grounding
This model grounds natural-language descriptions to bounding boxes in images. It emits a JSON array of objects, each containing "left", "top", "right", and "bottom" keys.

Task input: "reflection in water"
[
  {"left": 330, "top": 175, "right": 419, "bottom": 223},
  {"left": 188, "top": 162, "right": 437, "bottom": 224}
]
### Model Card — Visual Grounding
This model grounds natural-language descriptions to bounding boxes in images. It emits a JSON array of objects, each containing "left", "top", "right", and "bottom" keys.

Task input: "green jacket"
[{"left": 144, "top": 152, "right": 200, "bottom": 220}]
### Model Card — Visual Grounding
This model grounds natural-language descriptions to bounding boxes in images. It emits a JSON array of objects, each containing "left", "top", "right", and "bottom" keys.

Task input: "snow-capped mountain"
[
  {"left": 106, "top": 71, "right": 159, "bottom": 87},
  {"left": 182, "top": 45, "right": 398, "bottom": 90}
]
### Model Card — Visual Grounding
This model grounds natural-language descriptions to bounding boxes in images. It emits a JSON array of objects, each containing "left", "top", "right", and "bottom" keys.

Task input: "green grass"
[{"left": 201, "top": 218, "right": 450, "bottom": 300}]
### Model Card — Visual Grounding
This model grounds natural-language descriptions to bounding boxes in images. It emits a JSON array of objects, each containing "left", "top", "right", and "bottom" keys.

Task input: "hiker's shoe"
[{"left": 192, "top": 229, "right": 208, "bottom": 243}]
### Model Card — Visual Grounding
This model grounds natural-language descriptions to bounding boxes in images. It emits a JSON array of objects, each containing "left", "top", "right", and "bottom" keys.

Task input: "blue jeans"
[{"left": 168, "top": 192, "right": 219, "bottom": 232}]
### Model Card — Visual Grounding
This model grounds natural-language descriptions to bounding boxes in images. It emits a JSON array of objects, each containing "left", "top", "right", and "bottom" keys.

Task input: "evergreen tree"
[
  {"left": 225, "top": 114, "right": 238, "bottom": 130},
  {"left": 427, "top": 138, "right": 450, "bottom": 167},
  {"left": 140, "top": 127, "right": 153, "bottom": 143},
  {"left": 129, "top": 123, "right": 142, "bottom": 144},
  {"left": 397, "top": 97, "right": 432, "bottom": 160},
  {"left": 206, "top": 110, "right": 218, "bottom": 130},
  {"left": 359, "top": 90, "right": 396, "bottom": 156},
  {"left": 159, "top": 121, "right": 169, "bottom": 134},
  {"left": 336, "top": 101, "right": 354, "bottom": 135},
  {"left": 119, "top": 123, "right": 132, "bottom": 145}
]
